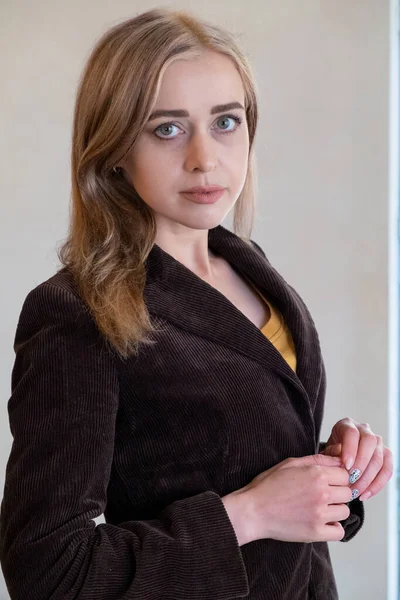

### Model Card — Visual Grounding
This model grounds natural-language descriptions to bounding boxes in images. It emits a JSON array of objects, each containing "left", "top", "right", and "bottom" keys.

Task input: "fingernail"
[
  {"left": 349, "top": 468, "right": 361, "bottom": 484},
  {"left": 351, "top": 489, "right": 360, "bottom": 500},
  {"left": 359, "top": 491, "right": 371, "bottom": 501},
  {"left": 345, "top": 457, "right": 354, "bottom": 470}
]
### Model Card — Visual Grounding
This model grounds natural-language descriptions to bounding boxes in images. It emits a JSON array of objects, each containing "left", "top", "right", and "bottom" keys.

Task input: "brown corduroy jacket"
[{"left": 0, "top": 224, "right": 364, "bottom": 600}]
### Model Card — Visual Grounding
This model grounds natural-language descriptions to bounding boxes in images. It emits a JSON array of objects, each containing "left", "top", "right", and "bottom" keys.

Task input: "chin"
[
  {"left": 181, "top": 201, "right": 234, "bottom": 228},
  {"left": 173, "top": 212, "right": 228, "bottom": 232}
]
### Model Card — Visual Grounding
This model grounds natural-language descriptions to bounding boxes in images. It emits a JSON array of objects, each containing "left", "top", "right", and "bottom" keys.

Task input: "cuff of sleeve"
[
  {"left": 339, "top": 497, "right": 365, "bottom": 542},
  {"left": 162, "top": 490, "right": 250, "bottom": 599}
]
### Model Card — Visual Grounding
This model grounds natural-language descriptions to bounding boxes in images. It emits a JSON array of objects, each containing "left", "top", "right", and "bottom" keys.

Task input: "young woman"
[{"left": 0, "top": 8, "right": 392, "bottom": 600}]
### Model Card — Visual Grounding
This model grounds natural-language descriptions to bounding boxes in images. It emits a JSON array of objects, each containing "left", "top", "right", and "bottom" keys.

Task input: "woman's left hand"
[{"left": 321, "top": 418, "right": 393, "bottom": 501}]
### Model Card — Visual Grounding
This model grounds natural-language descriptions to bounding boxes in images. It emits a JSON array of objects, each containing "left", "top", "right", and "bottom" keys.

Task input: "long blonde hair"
[{"left": 58, "top": 7, "right": 260, "bottom": 359}]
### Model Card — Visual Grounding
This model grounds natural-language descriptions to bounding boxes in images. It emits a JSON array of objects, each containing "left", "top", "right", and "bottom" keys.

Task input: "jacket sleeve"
[
  {"left": 313, "top": 360, "right": 365, "bottom": 542},
  {"left": 0, "top": 282, "right": 250, "bottom": 600}
]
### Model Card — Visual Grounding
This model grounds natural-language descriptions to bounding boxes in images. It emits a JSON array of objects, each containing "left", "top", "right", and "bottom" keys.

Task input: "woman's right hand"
[{"left": 222, "top": 454, "right": 353, "bottom": 546}]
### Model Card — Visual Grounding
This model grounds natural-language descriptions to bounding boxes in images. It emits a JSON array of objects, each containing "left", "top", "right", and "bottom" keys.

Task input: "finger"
[
  {"left": 350, "top": 424, "right": 378, "bottom": 480},
  {"left": 323, "top": 522, "right": 345, "bottom": 542},
  {"left": 337, "top": 421, "right": 360, "bottom": 470},
  {"left": 282, "top": 455, "right": 343, "bottom": 470},
  {"left": 323, "top": 466, "right": 351, "bottom": 486},
  {"left": 326, "top": 503, "right": 351, "bottom": 522},
  {"left": 359, "top": 446, "right": 394, "bottom": 501},
  {"left": 308, "top": 454, "right": 343, "bottom": 467},
  {"left": 321, "top": 443, "right": 342, "bottom": 457},
  {"left": 349, "top": 436, "right": 384, "bottom": 499},
  {"left": 328, "top": 486, "right": 353, "bottom": 504},
  {"left": 324, "top": 522, "right": 345, "bottom": 542}
]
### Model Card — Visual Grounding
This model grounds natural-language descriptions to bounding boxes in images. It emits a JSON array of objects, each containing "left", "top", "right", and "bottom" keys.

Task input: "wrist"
[{"left": 221, "top": 489, "right": 256, "bottom": 547}]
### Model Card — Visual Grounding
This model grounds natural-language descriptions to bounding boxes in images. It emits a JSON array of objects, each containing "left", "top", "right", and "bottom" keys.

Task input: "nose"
[{"left": 184, "top": 130, "right": 217, "bottom": 173}]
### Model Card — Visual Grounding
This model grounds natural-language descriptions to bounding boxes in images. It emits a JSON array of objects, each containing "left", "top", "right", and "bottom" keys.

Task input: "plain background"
[{"left": 0, "top": 1, "right": 398, "bottom": 599}]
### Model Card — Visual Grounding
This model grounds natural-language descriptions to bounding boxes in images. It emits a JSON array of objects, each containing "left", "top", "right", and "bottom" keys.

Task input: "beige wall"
[{"left": 0, "top": 1, "right": 396, "bottom": 598}]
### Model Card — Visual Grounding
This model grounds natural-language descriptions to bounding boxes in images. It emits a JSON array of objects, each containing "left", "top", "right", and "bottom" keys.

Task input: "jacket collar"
[{"left": 144, "top": 224, "right": 321, "bottom": 407}]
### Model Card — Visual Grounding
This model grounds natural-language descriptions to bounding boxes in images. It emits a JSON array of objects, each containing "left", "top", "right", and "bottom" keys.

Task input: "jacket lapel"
[{"left": 143, "top": 224, "right": 322, "bottom": 407}]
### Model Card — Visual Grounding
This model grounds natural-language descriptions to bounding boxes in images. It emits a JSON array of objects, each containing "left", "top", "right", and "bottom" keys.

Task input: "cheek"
[
  {"left": 223, "top": 127, "right": 249, "bottom": 167},
  {"left": 225, "top": 142, "right": 249, "bottom": 184},
  {"left": 129, "top": 143, "right": 173, "bottom": 191},
  {"left": 126, "top": 151, "right": 180, "bottom": 212}
]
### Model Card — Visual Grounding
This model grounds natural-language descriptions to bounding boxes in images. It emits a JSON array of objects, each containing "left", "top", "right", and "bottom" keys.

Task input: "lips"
[
  {"left": 181, "top": 186, "right": 225, "bottom": 193},
  {"left": 180, "top": 189, "right": 225, "bottom": 204}
]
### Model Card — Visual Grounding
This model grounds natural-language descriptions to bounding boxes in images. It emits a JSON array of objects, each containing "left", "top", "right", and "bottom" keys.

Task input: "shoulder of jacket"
[
  {"left": 250, "top": 238, "right": 268, "bottom": 261},
  {"left": 21, "top": 268, "right": 86, "bottom": 310},
  {"left": 19, "top": 269, "right": 91, "bottom": 331},
  {"left": 41, "top": 267, "right": 82, "bottom": 301}
]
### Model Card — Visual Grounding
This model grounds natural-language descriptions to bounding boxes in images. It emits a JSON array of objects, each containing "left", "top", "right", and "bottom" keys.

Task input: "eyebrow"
[{"left": 147, "top": 102, "right": 245, "bottom": 121}]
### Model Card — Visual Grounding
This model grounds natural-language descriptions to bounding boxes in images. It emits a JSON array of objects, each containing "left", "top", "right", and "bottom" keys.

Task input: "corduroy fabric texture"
[{"left": 0, "top": 224, "right": 364, "bottom": 599}]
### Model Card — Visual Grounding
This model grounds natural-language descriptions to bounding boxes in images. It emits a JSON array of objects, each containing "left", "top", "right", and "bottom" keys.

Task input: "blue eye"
[
  {"left": 153, "top": 113, "right": 243, "bottom": 141},
  {"left": 154, "top": 123, "right": 180, "bottom": 139}
]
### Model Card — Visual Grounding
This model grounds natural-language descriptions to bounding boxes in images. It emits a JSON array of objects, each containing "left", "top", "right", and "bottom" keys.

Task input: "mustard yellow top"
[{"left": 245, "top": 277, "right": 297, "bottom": 373}]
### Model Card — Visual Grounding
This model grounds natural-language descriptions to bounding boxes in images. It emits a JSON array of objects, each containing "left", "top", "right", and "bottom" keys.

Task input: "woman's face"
[{"left": 122, "top": 50, "right": 250, "bottom": 233}]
